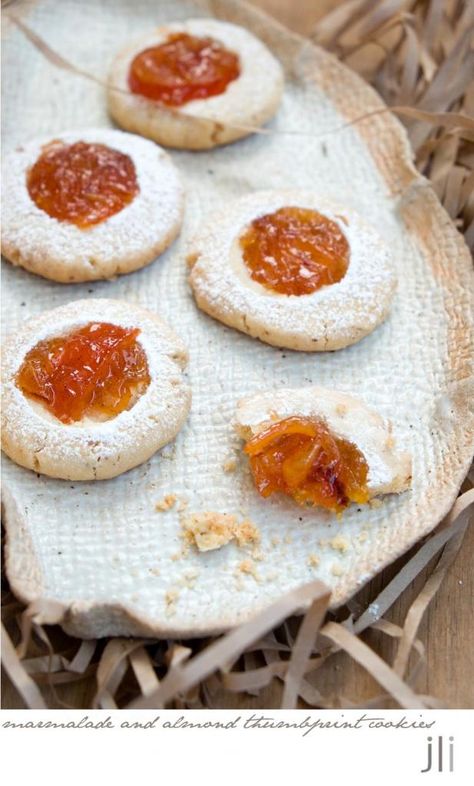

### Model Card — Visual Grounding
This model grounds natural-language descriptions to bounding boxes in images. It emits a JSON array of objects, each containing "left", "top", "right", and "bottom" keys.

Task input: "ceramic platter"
[{"left": 2, "top": 0, "right": 473, "bottom": 637}]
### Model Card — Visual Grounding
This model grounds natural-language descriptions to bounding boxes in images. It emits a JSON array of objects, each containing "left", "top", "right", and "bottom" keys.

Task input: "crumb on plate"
[
  {"left": 181, "top": 511, "right": 260, "bottom": 553},
  {"left": 238, "top": 559, "right": 259, "bottom": 581},
  {"left": 223, "top": 457, "right": 237, "bottom": 473},
  {"left": 165, "top": 589, "right": 179, "bottom": 604},
  {"left": 330, "top": 535, "right": 350, "bottom": 553},
  {"left": 165, "top": 589, "right": 179, "bottom": 615},
  {"left": 155, "top": 493, "right": 177, "bottom": 512}
]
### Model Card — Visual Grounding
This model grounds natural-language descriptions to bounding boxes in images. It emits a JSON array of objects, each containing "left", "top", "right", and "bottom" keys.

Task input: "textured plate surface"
[{"left": 2, "top": 0, "right": 473, "bottom": 638}]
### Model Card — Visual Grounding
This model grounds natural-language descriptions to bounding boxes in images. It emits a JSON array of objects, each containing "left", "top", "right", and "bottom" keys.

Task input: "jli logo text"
[{"left": 421, "top": 736, "right": 454, "bottom": 773}]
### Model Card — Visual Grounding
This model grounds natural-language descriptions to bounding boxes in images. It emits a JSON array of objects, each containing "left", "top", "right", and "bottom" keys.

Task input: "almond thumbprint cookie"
[
  {"left": 107, "top": 18, "right": 284, "bottom": 149},
  {"left": 235, "top": 387, "right": 412, "bottom": 514},
  {"left": 188, "top": 190, "right": 397, "bottom": 351},
  {"left": 1, "top": 129, "right": 184, "bottom": 282},
  {"left": 1, "top": 300, "right": 191, "bottom": 480}
]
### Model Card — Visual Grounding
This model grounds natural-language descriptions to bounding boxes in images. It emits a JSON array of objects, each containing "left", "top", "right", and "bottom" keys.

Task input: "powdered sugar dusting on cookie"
[
  {"left": 108, "top": 19, "right": 284, "bottom": 148},
  {"left": 111, "top": 19, "right": 283, "bottom": 120},
  {"left": 1, "top": 129, "right": 184, "bottom": 282},
  {"left": 1, "top": 299, "right": 191, "bottom": 480},
  {"left": 189, "top": 190, "right": 397, "bottom": 351}
]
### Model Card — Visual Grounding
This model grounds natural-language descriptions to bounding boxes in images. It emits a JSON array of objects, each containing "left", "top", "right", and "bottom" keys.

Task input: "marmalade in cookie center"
[
  {"left": 27, "top": 141, "right": 140, "bottom": 229},
  {"left": 240, "top": 207, "right": 350, "bottom": 296},
  {"left": 128, "top": 32, "right": 240, "bottom": 105},
  {"left": 16, "top": 322, "right": 150, "bottom": 424},
  {"left": 244, "top": 416, "right": 369, "bottom": 513}
]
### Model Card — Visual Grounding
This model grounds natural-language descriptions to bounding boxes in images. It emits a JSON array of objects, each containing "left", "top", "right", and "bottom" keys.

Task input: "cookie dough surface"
[
  {"left": 1, "top": 299, "right": 191, "bottom": 480},
  {"left": 188, "top": 190, "right": 397, "bottom": 351},
  {"left": 107, "top": 18, "right": 284, "bottom": 149},
  {"left": 235, "top": 386, "right": 412, "bottom": 497},
  {"left": 1, "top": 128, "right": 184, "bottom": 282}
]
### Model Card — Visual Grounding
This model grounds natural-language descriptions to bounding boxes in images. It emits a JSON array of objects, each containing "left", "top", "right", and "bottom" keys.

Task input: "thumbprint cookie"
[
  {"left": 1, "top": 128, "right": 184, "bottom": 282},
  {"left": 1, "top": 299, "right": 191, "bottom": 480},
  {"left": 107, "top": 18, "right": 284, "bottom": 149},
  {"left": 235, "top": 386, "right": 412, "bottom": 513},
  {"left": 188, "top": 190, "right": 397, "bottom": 351}
]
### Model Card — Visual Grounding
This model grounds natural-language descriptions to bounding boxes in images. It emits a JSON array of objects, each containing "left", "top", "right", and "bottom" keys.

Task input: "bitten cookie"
[
  {"left": 188, "top": 190, "right": 397, "bottom": 351},
  {"left": 1, "top": 299, "right": 191, "bottom": 481},
  {"left": 235, "top": 386, "right": 412, "bottom": 512},
  {"left": 107, "top": 18, "right": 284, "bottom": 149},
  {"left": 1, "top": 128, "right": 184, "bottom": 282}
]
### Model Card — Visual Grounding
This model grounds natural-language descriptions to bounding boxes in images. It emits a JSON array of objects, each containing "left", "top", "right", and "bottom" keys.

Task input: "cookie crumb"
[
  {"left": 238, "top": 559, "right": 259, "bottom": 581},
  {"left": 149, "top": 567, "right": 160, "bottom": 577},
  {"left": 181, "top": 512, "right": 260, "bottom": 553},
  {"left": 359, "top": 530, "right": 368, "bottom": 543},
  {"left": 165, "top": 588, "right": 179, "bottom": 615},
  {"left": 308, "top": 554, "right": 320, "bottom": 567},
  {"left": 155, "top": 493, "right": 177, "bottom": 512},
  {"left": 234, "top": 519, "right": 260, "bottom": 548},
  {"left": 330, "top": 535, "right": 350, "bottom": 553},
  {"left": 165, "top": 589, "right": 179, "bottom": 605},
  {"left": 223, "top": 457, "right": 237, "bottom": 473},
  {"left": 331, "top": 563, "right": 343, "bottom": 577},
  {"left": 182, "top": 512, "right": 238, "bottom": 552}
]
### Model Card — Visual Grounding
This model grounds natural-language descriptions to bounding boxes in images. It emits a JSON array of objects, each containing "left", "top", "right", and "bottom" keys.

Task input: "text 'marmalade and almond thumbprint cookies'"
[
  {"left": 107, "top": 18, "right": 284, "bottom": 149},
  {"left": 188, "top": 190, "right": 397, "bottom": 351},
  {"left": 1, "top": 300, "right": 191, "bottom": 481},
  {"left": 235, "top": 387, "right": 412, "bottom": 514},
  {"left": 1, "top": 128, "right": 184, "bottom": 282}
]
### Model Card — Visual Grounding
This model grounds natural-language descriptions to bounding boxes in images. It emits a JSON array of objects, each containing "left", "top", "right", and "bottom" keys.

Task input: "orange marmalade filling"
[
  {"left": 240, "top": 207, "right": 350, "bottom": 296},
  {"left": 16, "top": 322, "right": 150, "bottom": 424},
  {"left": 128, "top": 32, "right": 240, "bottom": 105},
  {"left": 244, "top": 416, "right": 369, "bottom": 513},
  {"left": 27, "top": 141, "right": 140, "bottom": 229}
]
